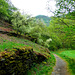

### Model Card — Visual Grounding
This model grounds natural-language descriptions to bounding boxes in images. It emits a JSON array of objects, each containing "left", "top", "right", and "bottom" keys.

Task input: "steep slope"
[{"left": 0, "top": 21, "right": 55, "bottom": 75}]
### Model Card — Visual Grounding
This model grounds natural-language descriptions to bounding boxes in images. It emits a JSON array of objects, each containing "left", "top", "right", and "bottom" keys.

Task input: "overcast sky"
[{"left": 11, "top": 0, "right": 56, "bottom": 17}]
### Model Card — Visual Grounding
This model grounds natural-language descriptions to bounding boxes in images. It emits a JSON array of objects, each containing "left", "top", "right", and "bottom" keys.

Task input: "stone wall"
[{"left": 0, "top": 46, "right": 46, "bottom": 75}]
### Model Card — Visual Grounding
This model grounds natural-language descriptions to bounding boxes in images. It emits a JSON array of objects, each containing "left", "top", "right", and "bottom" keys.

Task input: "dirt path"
[{"left": 52, "top": 54, "right": 70, "bottom": 75}]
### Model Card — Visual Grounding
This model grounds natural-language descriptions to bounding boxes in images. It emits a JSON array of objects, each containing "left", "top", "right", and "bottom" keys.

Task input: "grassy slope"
[
  {"left": 0, "top": 20, "right": 55, "bottom": 74},
  {"left": 0, "top": 30, "right": 55, "bottom": 75},
  {"left": 60, "top": 51, "right": 75, "bottom": 59},
  {"left": 27, "top": 53, "right": 55, "bottom": 75},
  {"left": 0, "top": 33, "right": 50, "bottom": 57},
  {"left": 54, "top": 49, "right": 75, "bottom": 75}
]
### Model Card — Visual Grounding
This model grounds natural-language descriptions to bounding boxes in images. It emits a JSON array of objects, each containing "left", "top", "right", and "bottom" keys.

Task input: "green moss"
[
  {"left": 27, "top": 53, "right": 55, "bottom": 75},
  {"left": 0, "top": 46, "right": 48, "bottom": 75}
]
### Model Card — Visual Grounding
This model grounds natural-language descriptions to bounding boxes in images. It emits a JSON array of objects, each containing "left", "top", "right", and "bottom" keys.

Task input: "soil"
[{"left": 52, "top": 54, "right": 70, "bottom": 75}]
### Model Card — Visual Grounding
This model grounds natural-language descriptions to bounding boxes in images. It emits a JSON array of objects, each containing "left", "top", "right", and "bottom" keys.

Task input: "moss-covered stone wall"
[{"left": 0, "top": 46, "right": 46, "bottom": 75}]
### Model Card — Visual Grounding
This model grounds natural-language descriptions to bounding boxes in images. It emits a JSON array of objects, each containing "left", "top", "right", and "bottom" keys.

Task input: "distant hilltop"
[{"left": 35, "top": 15, "right": 51, "bottom": 26}]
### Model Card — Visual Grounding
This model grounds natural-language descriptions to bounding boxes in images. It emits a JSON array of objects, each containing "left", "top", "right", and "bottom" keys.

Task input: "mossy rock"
[{"left": 0, "top": 46, "right": 48, "bottom": 75}]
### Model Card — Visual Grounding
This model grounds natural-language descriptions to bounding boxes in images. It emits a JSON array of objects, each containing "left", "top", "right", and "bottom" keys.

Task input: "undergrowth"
[
  {"left": 0, "top": 33, "right": 55, "bottom": 75},
  {"left": 0, "top": 34, "right": 50, "bottom": 57},
  {"left": 0, "top": 39, "right": 26, "bottom": 52},
  {"left": 27, "top": 53, "right": 55, "bottom": 75}
]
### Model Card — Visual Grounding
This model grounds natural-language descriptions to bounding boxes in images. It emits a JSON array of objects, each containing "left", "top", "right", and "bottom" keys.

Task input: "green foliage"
[
  {"left": 11, "top": 11, "right": 29, "bottom": 35},
  {"left": 0, "top": 0, "right": 9, "bottom": 19},
  {"left": 27, "top": 53, "right": 55, "bottom": 75},
  {"left": 0, "top": 34, "right": 50, "bottom": 58},
  {"left": 27, "top": 18, "right": 48, "bottom": 44},
  {"left": 65, "top": 11, "right": 75, "bottom": 20},
  {"left": 44, "top": 33, "right": 62, "bottom": 50},
  {"left": 48, "top": 16, "right": 75, "bottom": 49},
  {"left": 0, "top": 0, "right": 17, "bottom": 21},
  {"left": 55, "top": 0, "right": 75, "bottom": 16},
  {"left": 60, "top": 51, "right": 75, "bottom": 58},
  {"left": 1, "top": 0, "right": 74, "bottom": 51},
  {"left": 11, "top": 12, "right": 49, "bottom": 45},
  {"left": 0, "top": 46, "right": 38, "bottom": 75},
  {"left": 0, "top": 39, "right": 25, "bottom": 52}
]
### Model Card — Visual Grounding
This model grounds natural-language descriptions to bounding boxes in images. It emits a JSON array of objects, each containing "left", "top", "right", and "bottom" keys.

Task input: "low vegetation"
[
  {"left": 0, "top": 32, "right": 55, "bottom": 74},
  {"left": 0, "top": 46, "right": 37, "bottom": 75},
  {"left": 27, "top": 53, "right": 55, "bottom": 75}
]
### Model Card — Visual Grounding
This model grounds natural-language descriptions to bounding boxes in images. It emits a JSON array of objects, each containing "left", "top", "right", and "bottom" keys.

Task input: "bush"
[
  {"left": 0, "top": 46, "right": 47, "bottom": 75},
  {"left": 0, "top": 46, "right": 37, "bottom": 75},
  {"left": 44, "top": 34, "right": 62, "bottom": 51}
]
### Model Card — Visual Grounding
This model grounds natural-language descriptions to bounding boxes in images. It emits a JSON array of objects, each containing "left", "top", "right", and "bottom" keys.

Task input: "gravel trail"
[{"left": 52, "top": 54, "right": 70, "bottom": 75}]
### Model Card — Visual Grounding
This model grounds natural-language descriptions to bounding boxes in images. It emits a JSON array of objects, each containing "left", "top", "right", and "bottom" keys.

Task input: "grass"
[
  {"left": 0, "top": 41, "right": 26, "bottom": 51},
  {"left": 0, "top": 35, "right": 55, "bottom": 74},
  {"left": 0, "top": 34, "right": 50, "bottom": 57},
  {"left": 53, "top": 48, "right": 72, "bottom": 53},
  {"left": 60, "top": 51, "right": 75, "bottom": 59},
  {"left": 0, "top": 37, "right": 26, "bottom": 52},
  {"left": 27, "top": 53, "right": 56, "bottom": 75},
  {"left": 55, "top": 50, "right": 75, "bottom": 75},
  {"left": 0, "top": 31, "right": 55, "bottom": 75}
]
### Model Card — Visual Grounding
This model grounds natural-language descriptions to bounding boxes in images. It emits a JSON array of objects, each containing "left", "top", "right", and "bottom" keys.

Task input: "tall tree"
[
  {"left": 47, "top": 0, "right": 75, "bottom": 17},
  {"left": 0, "top": 0, "right": 17, "bottom": 22},
  {"left": 55, "top": 0, "right": 75, "bottom": 16},
  {"left": 47, "top": 0, "right": 75, "bottom": 49},
  {"left": 11, "top": 11, "right": 28, "bottom": 35}
]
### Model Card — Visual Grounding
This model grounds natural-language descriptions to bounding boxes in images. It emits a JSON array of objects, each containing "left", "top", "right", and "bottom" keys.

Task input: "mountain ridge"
[{"left": 35, "top": 15, "right": 51, "bottom": 26}]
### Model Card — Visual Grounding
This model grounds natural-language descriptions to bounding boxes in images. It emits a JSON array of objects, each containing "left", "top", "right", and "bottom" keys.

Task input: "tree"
[
  {"left": 11, "top": 11, "right": 28, "bottom": 35},
  {"left": 0, "top": 0, "right": 17, "bottom": 22},
  {"left": 46, "top": 0, "right": 75, "bottom": 50},
  {"left": 55, "top": 0, "right": 75, "bottom": 17},
  {"left": 47, "top": 0, "right": 75, "bottom": 17},
  {"left": 48, "top": 17, "right": 75, "bottom": 49}
]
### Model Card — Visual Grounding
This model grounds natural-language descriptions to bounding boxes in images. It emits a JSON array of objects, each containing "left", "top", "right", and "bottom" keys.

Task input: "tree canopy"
[
  {"left": 0, "top": 0, "right": 17, "bottom": 22},
  {"left": 0, "top": 0, "right": 75, "bottom": 50},
  {"left": 46, "top": 0, "right": 75, "bottom": 50},
  {"left": 55, "top": 0, "right": 75, "bottom": 17}
]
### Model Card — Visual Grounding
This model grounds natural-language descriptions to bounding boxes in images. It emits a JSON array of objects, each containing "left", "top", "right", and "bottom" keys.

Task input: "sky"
[{"left": 11, "top": 0, "right": 56, "bottom": 17}]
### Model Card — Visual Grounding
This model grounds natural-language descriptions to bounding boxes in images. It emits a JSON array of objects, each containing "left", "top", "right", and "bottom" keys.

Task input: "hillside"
[
  {"left": 0, "top": 0, "right": 75, "bottom": 74},
  {"left": 0, "top": 21, "right": 55, "bottom": 75},
  {"left": 36, "top": 15, "right": 51, "bottom": 26}
]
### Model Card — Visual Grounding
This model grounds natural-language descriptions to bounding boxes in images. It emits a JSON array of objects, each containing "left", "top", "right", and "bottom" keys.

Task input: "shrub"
[
  {"left": 0, "top": 46, "right": 37, "bottom": 75},
  {"left": 0, "top": 46, "right": 47, "bottom": 75}
]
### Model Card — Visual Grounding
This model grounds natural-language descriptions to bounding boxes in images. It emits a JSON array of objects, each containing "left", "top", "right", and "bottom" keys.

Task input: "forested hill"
[{"left": 36, "top": 15, "right": 51, "bottom": 26}]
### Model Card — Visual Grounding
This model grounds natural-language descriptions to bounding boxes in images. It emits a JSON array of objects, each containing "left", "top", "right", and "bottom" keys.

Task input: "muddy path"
[{"left": 52, "top": 54, "right": 70, "bottom": 75}]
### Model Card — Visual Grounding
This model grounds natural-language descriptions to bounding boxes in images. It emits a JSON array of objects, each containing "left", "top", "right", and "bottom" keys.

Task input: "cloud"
[{"left": 11, "top": 0, "right": 56, "bottom": 17}]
